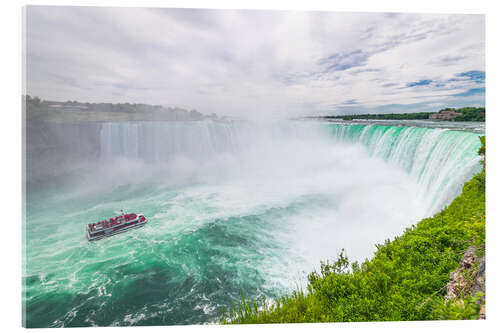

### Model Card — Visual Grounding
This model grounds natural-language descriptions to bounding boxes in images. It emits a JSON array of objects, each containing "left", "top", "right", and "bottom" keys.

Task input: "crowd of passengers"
[{"left": 88, "top": 213, "right": 138, "bottom": 231}]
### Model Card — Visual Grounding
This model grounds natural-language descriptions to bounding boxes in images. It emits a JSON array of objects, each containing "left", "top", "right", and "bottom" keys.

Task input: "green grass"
[{"left": 222, "top": 137, "right": 485, "bottom": 324}]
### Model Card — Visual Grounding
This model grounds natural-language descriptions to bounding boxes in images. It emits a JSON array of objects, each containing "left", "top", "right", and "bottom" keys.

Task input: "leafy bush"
[{"left": 433, "top": 292, "right": 484, "bottom": 320}]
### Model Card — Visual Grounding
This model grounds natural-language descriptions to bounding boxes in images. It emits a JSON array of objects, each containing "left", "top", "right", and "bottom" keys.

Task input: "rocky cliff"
[{"left": 445, "top": 245, "right": 485, "bottom": 319}]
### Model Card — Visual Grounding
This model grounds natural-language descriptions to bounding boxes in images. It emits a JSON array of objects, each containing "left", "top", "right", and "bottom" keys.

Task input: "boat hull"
[{"left": 87, "top": 216, "right": 147, "bottom": 241}]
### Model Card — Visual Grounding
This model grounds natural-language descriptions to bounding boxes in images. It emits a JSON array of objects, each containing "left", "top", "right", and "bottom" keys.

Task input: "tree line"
[{"left": 320, "top": 107, "right": 485, "bottom": 122}]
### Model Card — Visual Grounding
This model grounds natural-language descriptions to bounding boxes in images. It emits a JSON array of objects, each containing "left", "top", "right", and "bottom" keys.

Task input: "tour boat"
[{"left": 87, "top": 211, "right": 147, "bottom": 241}]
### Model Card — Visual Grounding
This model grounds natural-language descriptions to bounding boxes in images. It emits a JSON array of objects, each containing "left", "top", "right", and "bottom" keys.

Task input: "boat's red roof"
[{"left": 89, "top": 213, "right": 138, "bottom": 230}]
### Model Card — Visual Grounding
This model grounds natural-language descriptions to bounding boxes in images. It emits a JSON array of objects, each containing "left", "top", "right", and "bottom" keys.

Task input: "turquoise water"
[{"left": 23, "top": 121, "right": 482, "bottom": 327}]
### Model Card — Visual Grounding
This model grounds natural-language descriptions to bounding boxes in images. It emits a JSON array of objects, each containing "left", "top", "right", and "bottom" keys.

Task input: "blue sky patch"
[
  {"left": 319, "top": 50, "right": 370, "bottom": 72},
  {"left": 456, "top": 70, "right": 485, "bottom": 83},
  {"left": 453, "top": 87, "right": 485, "bottom": 97},
  {"left": 407, "top": 79, "right": 432, "bottom": 87}
]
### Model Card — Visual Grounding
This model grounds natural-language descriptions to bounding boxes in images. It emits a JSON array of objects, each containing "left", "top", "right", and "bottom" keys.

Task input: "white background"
[{"left": 1, "top": 0, "right": 498, "bottom": 332}]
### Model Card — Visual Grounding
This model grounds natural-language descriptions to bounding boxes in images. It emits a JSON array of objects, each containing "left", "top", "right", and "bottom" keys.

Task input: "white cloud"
[{"left": 25, "top": 7, "right": 485, "bottom": 118}]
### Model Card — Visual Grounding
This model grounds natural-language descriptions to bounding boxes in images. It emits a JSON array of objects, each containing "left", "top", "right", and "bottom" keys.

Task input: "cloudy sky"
[{"left": 25, "top": 6, "right": 485, "bottom": 118}]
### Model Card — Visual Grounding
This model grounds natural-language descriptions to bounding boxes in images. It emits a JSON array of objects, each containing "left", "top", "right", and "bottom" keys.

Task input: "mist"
[{"left": 28, "top": 120, "right": 435, "bottom": 266}]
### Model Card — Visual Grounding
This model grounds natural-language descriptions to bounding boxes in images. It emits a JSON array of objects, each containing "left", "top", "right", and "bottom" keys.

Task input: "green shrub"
[{"left": 433, "top": 292, "right": 484, "bottom": 320}]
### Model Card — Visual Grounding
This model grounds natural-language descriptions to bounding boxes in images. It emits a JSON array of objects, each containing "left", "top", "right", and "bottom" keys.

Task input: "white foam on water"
[
  {"left": 84, "top": 121, "right": 483, "bottom": 290},
  {"left": 25, "top": 119, "right": 483, "bottom": 326}
]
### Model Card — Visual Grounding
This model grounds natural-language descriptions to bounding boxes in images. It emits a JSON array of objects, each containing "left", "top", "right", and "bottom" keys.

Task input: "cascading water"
[
  {"left": 328, "top": 124, "right": 482, "bottom": 214},
  {"left": 24, "top": 120, "right": 482, "bottom": 327}
]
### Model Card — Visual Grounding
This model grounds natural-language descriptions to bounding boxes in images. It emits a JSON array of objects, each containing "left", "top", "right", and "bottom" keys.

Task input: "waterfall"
[
  {"left": 99, "top": 121, "right": 327, "bottom": 164},
  {"left": 25, "top": 120, "right": 483, "bottom": 327},
  {"left": 328, "top": 124, "right": 482, "bottom": 213},
  {"left": 99, "top": 120, "right": 482, "bottom": 215}
]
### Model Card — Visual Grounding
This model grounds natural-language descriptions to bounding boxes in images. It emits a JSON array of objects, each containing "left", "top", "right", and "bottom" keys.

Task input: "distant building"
[{"left": 429, "top": 109, "right": 463, "bottom": 121}]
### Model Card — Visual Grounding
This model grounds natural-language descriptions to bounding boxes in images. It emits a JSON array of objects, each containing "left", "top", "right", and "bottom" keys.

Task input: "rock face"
[
  {"left": 472, "top": 256, "right": 486, "bottom": 293},
  {"left": 445, "top": 245, "right": 485, "bottom": 319},
  {"left": 473, "top": 255, "right": 486, "bottom": 320}
]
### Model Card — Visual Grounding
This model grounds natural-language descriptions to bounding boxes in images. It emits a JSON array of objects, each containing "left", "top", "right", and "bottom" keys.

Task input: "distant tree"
[
  {"left": 26, "top": 95, "right": 42, "bottom": 107},
  {"left": 454, "top": 107, "right": 485, "bottom": 122},
  {"left": 189, "top": 109, "right": 203, "bottom": 119},
  {"left": 321, "top": 107, "right": 484, "bottom": 122}
]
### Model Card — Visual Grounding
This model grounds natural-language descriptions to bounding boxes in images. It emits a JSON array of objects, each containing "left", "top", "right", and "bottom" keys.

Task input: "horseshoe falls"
[{"left": 23, "top": 120, "right": 483, "bottom": 327}]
